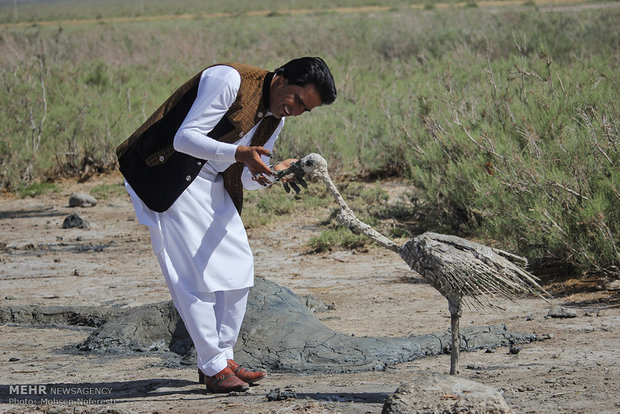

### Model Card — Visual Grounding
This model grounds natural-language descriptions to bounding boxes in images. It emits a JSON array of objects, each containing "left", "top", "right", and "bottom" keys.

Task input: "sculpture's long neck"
[{"left": 321, "top": 173, "right": 401, "bottom": 254}]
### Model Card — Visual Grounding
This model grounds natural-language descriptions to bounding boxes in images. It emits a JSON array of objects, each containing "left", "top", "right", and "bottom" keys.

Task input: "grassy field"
[{"left": 0, "top": 0, "right": 618, "bottom": 277}]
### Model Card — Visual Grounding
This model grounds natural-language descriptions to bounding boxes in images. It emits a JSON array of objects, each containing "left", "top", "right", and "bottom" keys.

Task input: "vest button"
[
  {"left": 159, "top": 155, "right": 165, "bottom": 162},
  {"left": 185, "top": 175, "right": 192, "bottom": 181},
  {"left": 257, "top": 112, "right": 263, "bottom": 118},
  {"left": 238, "top": 131, "right": 244, "bottom": 138},
  {"left": 197, "top": 161, "right": 202, "bottom": 166}
]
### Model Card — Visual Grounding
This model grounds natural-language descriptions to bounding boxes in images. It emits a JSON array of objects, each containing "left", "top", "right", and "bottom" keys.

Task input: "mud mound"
[
  {"left": 0, "top": 305, "right": 123, "bottom": 327},
  {"left": 233, "top": 277, "right": 539, "bottom": 373},
  {"left": 77, "top": 301, "right": 192, "bottom": 355},
  {"left": 1, "top": 278, "right": 540, "bottom": 373}
]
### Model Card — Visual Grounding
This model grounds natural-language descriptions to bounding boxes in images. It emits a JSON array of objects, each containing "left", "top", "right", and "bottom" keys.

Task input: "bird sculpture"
[{"left": 275, "top": 153, "right": 551, "bottom": 375}]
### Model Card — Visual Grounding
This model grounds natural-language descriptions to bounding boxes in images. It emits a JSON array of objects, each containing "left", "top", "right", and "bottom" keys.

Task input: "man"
[{"left": 116, "top": 57, "right": 337, "bottom": 393}]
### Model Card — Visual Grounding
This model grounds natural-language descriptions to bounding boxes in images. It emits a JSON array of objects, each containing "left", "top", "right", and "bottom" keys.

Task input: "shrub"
[
  {"left": 18, "top": 181, "right": 59, "bottom": 198},
  {"left": 391, "top": 45, "right": 618, "bottom": 276},
  {"left": 90, "top": 182, "right": 126, "bottom": 200},
  {"left": 308, "top": 226, "right": 367, "bottom": 252}
]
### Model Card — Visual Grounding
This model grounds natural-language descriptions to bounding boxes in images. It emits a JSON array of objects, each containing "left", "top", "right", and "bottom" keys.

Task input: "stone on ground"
[
  {"left": 382, "top": 373, "right": 513, "bottom": 414},
  {"left": 62, "top": 213, "right": 90, "bottom": 229},
  {"left": 69, "top": 192, "right": 98, "bottom": 207},
  {"left": 547, "top": 305, "right": 577, "bottom": 318}
]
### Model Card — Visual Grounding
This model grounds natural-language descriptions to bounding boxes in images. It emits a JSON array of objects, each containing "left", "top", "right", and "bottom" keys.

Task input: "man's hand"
[
  {"left": 235, "top": 145, "right": 273, "bottom": 186},
  {"left": 272, "top": 158, "right": 297, "bottom": 173}
]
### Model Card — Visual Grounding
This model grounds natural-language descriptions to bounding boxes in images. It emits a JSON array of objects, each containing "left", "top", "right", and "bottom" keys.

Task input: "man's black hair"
[{"left": 275, "top": 57, "right": 337, "bottom": 105}]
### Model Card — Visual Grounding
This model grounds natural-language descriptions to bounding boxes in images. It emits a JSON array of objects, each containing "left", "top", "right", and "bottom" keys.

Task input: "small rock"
[
  {"left": 606, "top": 280, "right": 620, "bottom": 291},
  {"left": 547, "top": 305, "right": 577, "bottom": 318},
  {"left": 382, "top": 374, "right": 513, "bottom": 414},
  {"left": 9, "top": 357, "right": 20, "bottom": 362},
  {"left": 301, "top": 294, "right": 334, "bottom": 313},
  {"left": 517, "top": 385, "right": 535, "bottom": 392},
  {"left": 266, "top": 386, "right": 296, "bottom": 401},
  {"left": 485, "top": 348, "right": 496, "bottom": 353},
  {"left": 509, "top": 344, "right": 522, "bottom": 354},
  {"left": 73, "top": 269, "right": 80, "bottom": 276},
  {"left": 69, "top": 192, "right": 97, "bottom": 207},
  {"left": 62, "top": 213, "right": 90, "bottom": 229}
]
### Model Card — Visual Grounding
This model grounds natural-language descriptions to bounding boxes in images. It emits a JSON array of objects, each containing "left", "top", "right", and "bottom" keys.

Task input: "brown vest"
[{"left": 116, "top": 63, "right": 280, "bottom": 213}]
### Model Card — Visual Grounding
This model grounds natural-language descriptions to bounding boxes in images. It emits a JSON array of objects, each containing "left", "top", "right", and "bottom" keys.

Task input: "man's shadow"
[
  {"left": 0, "top": 206, "right": 63, "bottom": 220},
  {"left": 296, "top": 391, "right": 390, "bottom": 404}
]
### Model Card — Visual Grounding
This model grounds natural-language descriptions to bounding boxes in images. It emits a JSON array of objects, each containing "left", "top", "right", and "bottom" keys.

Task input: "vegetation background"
[{"left": 0, "top": 0, "right": 618, "bottom": 280}]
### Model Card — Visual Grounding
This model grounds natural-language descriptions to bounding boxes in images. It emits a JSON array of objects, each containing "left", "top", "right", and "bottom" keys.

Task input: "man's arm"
[{"left": 172, "top": 65, "right": 241, "bottom": 163}]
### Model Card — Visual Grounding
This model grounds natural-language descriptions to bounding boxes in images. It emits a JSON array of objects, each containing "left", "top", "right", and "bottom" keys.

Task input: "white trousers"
[
  {"left": 156, "top": 246, "right": 249, "bottom": 376},
  {"left": 126, "top": 173, "right": 253, "bottom": 376}
]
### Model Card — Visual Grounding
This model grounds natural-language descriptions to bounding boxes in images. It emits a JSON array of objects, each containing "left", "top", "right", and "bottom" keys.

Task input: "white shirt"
[{"left": 173, "top": 65, "right": 284, "bottom": 190}]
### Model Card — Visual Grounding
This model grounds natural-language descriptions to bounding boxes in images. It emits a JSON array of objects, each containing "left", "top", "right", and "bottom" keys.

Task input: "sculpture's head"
[
  {"left": 296, "top": 153, "right": 329, "bottom": 180},
  {"left": 274, "top": 153, "right": 329, "bottom": 182}
]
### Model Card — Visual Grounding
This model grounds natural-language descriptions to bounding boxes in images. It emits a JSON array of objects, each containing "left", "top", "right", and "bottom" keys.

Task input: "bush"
[
  {"left": 308, "top": 226, "right": 367, "bottom": 252},
  {"left": 18, "top": 181, "right": 59, "bottom": 198},
  {"left": 390, "top": 48, "right": 618, "bottom": 276},
  {"left": 90, "top": 182, "right": 126, "bottom": 200}
]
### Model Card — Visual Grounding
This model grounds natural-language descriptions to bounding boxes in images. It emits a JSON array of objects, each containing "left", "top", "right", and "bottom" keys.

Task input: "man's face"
[{"left": 269, "top": 75, "right": 322, "bottom": 119}]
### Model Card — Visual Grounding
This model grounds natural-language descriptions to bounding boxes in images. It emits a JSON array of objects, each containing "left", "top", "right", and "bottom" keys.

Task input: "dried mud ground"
[{"left": 0, "top": 173, "right": 618, "bottom": 414}]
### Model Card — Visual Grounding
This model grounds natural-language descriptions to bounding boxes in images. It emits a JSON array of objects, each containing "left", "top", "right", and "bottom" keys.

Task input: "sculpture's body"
[{"left": 276, "top": 153, "right": 550, "bottom": 374}]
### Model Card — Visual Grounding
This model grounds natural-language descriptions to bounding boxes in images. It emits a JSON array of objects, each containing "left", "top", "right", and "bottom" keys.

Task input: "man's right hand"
[{"left": 235, "top": 145, "right": 273, "bottom": 186}]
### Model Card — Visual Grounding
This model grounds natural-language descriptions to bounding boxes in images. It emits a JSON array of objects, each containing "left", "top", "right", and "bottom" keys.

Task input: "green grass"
[
  {"left": 308, "top": 226, "right": 368, "bottom": 252},
  {"left": 0, "top": 2, "right": 617, "bottom": 278},
  {"left": 242, "top": 181, "right": 332, "bottom": 228},
  {"left": 89, "top": 182, "right": 126, "bottom": 200},
  {"left": 18, "top": 182, "right": 60, "bottom": 198}
]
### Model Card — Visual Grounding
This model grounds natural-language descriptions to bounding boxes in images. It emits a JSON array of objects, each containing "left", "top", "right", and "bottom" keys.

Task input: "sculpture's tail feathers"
[{"left": 400, "top": 233, "right": 553, "bottom": 309}]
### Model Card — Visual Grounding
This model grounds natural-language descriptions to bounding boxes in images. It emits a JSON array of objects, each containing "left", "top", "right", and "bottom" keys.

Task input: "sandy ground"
[{"left": 0, "top": 172, "right": 618, "bottom": 413}]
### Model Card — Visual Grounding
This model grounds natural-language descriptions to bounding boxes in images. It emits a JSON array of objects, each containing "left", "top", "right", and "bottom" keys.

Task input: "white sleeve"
[
  {"left": 241, "top": 119, "right": 285, "bottom": 190},
  {"left": 173, "top": 66, "right": 241, "bottom": 162}
]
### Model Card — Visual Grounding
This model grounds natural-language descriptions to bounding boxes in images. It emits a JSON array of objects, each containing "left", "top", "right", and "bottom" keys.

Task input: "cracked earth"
[{"left": 0, "top": 172, "right": 619, "bottom": 413}]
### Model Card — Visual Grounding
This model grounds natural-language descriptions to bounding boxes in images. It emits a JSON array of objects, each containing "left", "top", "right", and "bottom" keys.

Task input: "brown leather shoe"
[
  {"left": 227, "top": 359, "right": 267, "bottom": 384},
  {"left": 200, "top": 366, "right": 249, "bottom": 393}
]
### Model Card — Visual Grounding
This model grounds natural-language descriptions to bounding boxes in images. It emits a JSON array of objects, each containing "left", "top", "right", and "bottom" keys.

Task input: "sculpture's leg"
[{"left": 448, "top": 298, "right": 462, "bottom": 375}]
